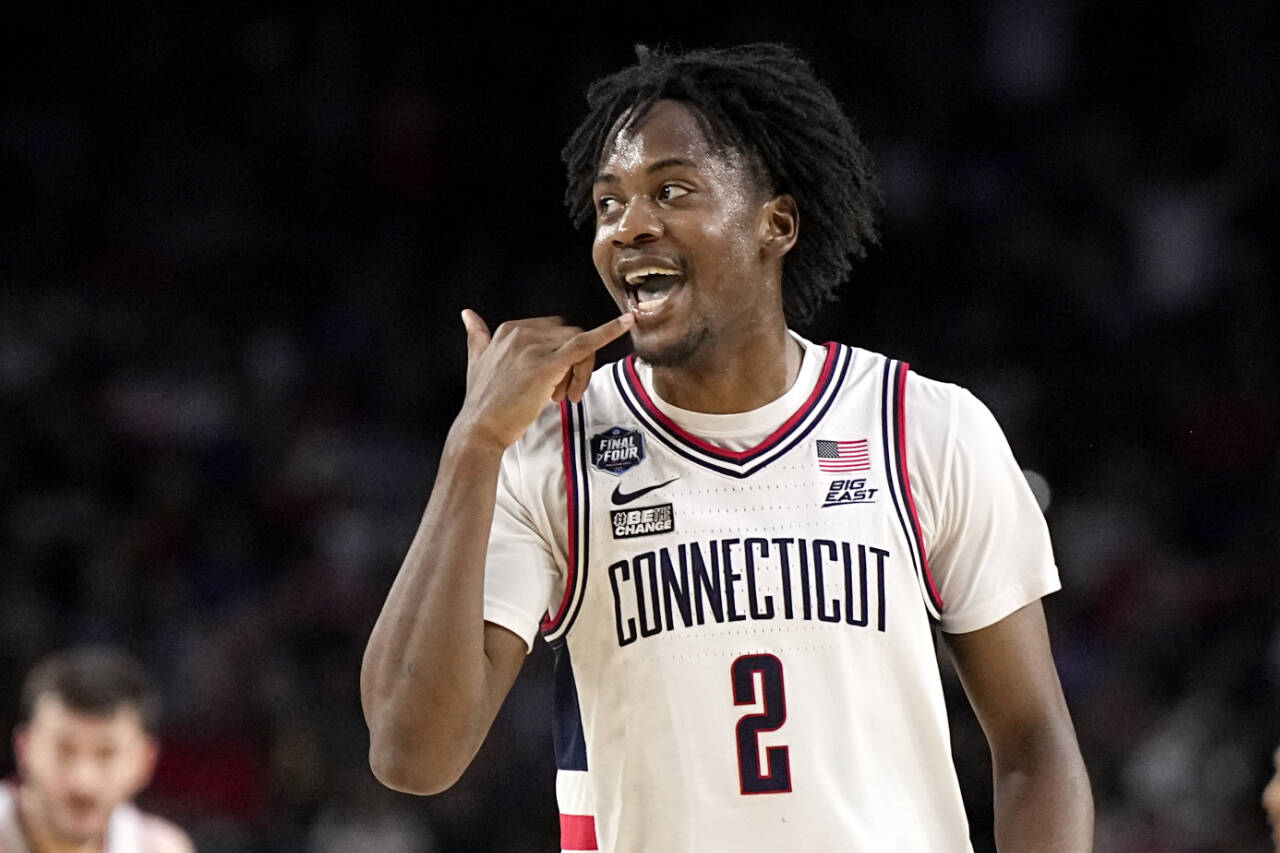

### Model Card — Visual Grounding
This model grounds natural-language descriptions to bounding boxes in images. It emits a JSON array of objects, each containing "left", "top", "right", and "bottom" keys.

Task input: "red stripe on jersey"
[
  {"left": 622, "top": 342, "right": 839, "bottom": 463},
  {"left": 559, "top": 813, "right": 598, "bottom": 850},
  {"left": 894, "top": 364, "right": 943, "bottom": 609}
]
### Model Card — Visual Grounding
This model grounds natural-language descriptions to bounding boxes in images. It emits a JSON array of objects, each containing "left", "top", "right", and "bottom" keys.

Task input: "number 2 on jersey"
[{"left": 730, "top": 654, "right": 791, "bottom": 794}]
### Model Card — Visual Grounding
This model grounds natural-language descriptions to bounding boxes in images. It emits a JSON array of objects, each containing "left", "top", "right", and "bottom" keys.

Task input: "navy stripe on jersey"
[
  {"left": 543, "top": 401, "right": 591, "bottom": 643},
  {"left": 551, "top": 645, "right": 588, "bottom": 771},
  {"left": 612, "top": 343, "right": 852, "bottom": 479},
  {"left": 880, "top": 360, "right": 944, "bottom": 620}
]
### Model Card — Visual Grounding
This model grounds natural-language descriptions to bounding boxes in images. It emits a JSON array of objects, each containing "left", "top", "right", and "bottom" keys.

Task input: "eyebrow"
[{"left": 594, "top": 157, "right": 697, "bottom": 185}]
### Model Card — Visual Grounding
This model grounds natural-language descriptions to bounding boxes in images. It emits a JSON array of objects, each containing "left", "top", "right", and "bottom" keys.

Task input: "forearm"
[
  {"left": 942, "top": 605, "right": 1094, "bottom": 851},
  {"left": 991, "top": 725, "right": 1093, "bottom": 851},
  {"left": 360, "top": 420, "right": 509, "bottom": 791},
  {"left": 361, "top": 309, "right": 632, "bottom": 792}
]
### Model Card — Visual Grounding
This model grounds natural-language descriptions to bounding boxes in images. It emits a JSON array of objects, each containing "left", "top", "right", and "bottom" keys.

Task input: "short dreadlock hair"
[{"left": 562, "top": 43, "right": 880, "bottom": 326}]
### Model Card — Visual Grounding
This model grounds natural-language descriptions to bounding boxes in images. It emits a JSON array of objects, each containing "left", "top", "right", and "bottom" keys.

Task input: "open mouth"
[{"left": 622, "top": 267, "right": 682, "bottom": 315}]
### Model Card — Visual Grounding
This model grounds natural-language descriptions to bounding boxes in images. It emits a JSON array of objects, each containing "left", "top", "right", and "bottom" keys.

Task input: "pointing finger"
[{"left": 557, "top": 312, "right": 635, "bottom": 364}]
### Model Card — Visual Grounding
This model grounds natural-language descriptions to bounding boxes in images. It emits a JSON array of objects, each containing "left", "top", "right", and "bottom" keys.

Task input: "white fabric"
[
  {"left": 480, "top": 334, "right": 1061, "bottom": 852},
  {"left": 0, "top": 782, "right": 149, "bottom": 853},
  {"left": 0, "top": 783, "right": 24, "bottom": 853},
  {"left": 484, "top": 334, "right": 1059, "bottom": 647},
  {"left": 631, "top": 331, "right": 822, "bottom": 448},
  {"left": 555, "top": 769, "right": 596, "bottom": 816}
]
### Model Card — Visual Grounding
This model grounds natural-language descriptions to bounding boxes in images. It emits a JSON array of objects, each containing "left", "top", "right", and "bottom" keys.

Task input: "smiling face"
[
  {"left": 591, "top": 99, "right": 796, "bottom": 368},
  {"left": 15, "top": 695, "right": 157, "bottom": 844}
]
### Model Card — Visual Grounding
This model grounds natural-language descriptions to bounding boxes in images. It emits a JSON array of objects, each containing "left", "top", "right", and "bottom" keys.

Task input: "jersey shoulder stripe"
[
  {"left": 880, "top": 359, "right": 943, "bottom": 618},
  {"left": 543, "top": 400, "right": 590, "bottom": 639}
]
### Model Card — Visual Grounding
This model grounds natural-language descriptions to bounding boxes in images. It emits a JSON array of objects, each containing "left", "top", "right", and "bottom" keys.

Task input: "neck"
[
  {"left": 649, "top": 323, "right": 802, "bottom": 413},
  {"left": 16, "top": 786, "right": 104, "bottom": 853}
]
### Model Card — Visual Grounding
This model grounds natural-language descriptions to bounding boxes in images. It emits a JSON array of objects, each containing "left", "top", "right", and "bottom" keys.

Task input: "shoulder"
[
  {"left": 903, "top": 367, "right": 966, "bottom": 435},
  {"left": 831, "top": 344, "right": 980, "bottom": 445},
  {"left": 841, "top": 354, "right": 1016, "bottom": 539},
  {"left": 896, "top": 362, "right": 1011, "bottom": 450},
  {"left": 823, "top": 338, "right": 997, "bottom": 425},
  {"left": 0, "top": 782, "right": 20, "bottom": 851},
  {"left": 142, "top": 813, "right": 195, "bottom": 853}
]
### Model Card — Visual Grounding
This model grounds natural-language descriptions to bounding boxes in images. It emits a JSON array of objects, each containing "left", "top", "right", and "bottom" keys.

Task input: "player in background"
[
  {"left": 363, "top": 43, "right": 1092, "bottom": 850},
  {"left": 1, "top": 647, "right": 193, "bottom": 853}
]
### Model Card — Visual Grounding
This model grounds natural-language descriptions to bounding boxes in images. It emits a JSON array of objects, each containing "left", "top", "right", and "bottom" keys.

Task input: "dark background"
[{"left": 2, "top": 1, "right": 1277, "bottom": 850}]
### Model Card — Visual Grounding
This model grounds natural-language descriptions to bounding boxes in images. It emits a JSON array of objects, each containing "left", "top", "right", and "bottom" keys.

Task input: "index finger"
[{"left": 555, "top": 312, "right": 635, "bottom": 363}]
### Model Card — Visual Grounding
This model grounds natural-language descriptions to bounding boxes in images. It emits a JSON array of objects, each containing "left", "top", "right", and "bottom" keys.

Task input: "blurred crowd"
[{"left": 2, "top": 2, "right": 1276, "bottom": 851}]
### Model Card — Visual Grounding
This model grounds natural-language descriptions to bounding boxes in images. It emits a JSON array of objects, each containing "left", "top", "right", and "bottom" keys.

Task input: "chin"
[
  {"left": 632, "top": 325, "right": 711, "bottom": 368},
  {"left": 53, "top": 809, "right": 111, "bottom": 843}
]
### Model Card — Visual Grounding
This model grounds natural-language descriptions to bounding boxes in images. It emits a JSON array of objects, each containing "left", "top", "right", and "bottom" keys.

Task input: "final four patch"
[{"left": 591, "top": 426, "right": 645, "bottom": 475}]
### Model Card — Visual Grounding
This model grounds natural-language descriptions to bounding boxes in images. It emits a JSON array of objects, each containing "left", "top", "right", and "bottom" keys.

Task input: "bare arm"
[
  {"left": 942, "top": 600, "right": 1093, "bottom": 851},
  {"left": 361, "top": 309, "right": 634, "bottom": 794}
]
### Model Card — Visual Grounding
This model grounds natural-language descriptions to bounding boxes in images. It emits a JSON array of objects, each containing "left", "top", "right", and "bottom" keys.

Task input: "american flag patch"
[{"left": 816, "top": 439, "right": 871, "bottom": 473}]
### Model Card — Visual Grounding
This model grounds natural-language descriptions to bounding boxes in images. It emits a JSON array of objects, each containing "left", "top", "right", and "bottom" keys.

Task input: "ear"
[
  {"left": 133, "top": 735, "right": 160, "bottom": 794},
  {"left": 758, "top": 194, "right": 799, "bottom": 260}
]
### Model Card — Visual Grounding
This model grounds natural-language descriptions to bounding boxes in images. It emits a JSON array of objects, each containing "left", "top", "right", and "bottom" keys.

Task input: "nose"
[
  {"left": 612, "top": 196, "right": 663, "bottom": 247},
  {"left": 63, "top": 751, "right": 109, "bottom": 797}
]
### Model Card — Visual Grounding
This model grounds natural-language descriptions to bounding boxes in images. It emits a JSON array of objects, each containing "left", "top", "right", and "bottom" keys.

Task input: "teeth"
[
  {"left": 623, "top": 266, "right": 680, "bottom": 285},
  {"left": 636, "top": 296, "right": 668, "bottom": 312}
]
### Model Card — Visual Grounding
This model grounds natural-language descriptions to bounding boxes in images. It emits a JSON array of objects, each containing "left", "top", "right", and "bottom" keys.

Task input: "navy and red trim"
[
  {"left": 551, "top": 646, "right": 597, "bottom": 850},
  {"left": 613, "top": 342, "right": 852, "bottom": 478},
  {"left": 559, "top": 814, "right": 598, "bottom": 851},
  {"left": 551, "top": 646, "right": 589, "bottom": 770},
  {"left": 542, "top": 400, "right": 590, "bottom": 642},
  {"left": 880, "top": 359, "right": 944, "bottom": 619}
]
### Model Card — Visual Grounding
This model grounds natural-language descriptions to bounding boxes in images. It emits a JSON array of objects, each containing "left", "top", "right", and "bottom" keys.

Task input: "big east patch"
[
  {"left": 591, "top": 426, "right": 645, "bottom": 475},
  {"left": 823, "top": 477, "right": 879, "bottom": 508}
]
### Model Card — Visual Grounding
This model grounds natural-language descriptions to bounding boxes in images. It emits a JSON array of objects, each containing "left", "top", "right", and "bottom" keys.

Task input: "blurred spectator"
[{"left": 3, "top": 647, "right": 193, "bottom": 852}]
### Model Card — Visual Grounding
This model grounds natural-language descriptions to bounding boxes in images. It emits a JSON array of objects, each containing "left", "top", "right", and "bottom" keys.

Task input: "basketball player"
[
  {"left": 363, "top": 44, "right": 1093, "bottom": 850},
  {"left": 2, "top": 648, "right": 193, "bottom": 853}
]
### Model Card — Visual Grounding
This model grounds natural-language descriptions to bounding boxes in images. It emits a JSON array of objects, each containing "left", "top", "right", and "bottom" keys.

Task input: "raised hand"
[{"left": 458, "top": 309, "right": 634, "bottom": 450}]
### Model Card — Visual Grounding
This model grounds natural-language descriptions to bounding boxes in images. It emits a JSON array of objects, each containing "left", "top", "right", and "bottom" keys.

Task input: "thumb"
[{"left": 461, "top": 309, "right": 491, "bottom": 365}]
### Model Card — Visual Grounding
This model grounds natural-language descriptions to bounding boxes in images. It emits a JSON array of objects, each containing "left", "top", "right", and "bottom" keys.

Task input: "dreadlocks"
[{"left": 562, "top": 43, "right": 880, "bottom": 326}]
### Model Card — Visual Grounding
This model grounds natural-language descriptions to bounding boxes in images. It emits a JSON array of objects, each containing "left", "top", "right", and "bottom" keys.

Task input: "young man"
[
  {"left": 362, "top": 44, "right": 1093, "bottom": 851},
  {"left": 2, "top": 648, "right": 193, "bottom": 853}
]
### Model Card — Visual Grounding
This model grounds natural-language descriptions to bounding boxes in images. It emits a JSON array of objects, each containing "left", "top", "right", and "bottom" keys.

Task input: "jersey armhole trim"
[
  {"left": 881, "top": 360, "right": 944, "bottom": 620},
  {"left": 895, "top": 363, "right": 944, "bottom": 613},
  {"left": 542, "top": 401, "right": 589, "bottom": 642},
  {"left": 559, "top": 813, "right": 599, "bottom": 850}
]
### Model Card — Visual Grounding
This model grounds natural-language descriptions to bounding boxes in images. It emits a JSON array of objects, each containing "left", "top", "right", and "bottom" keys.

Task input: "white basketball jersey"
[
  {"left": 540, "top": 344, "right": 971, "bottom": 852},
  {"left": 0, "top": 782, "right": 147, "bottom": 853}
]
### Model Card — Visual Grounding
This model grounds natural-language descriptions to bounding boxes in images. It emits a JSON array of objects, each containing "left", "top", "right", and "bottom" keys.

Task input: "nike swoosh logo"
[{"left": 611, "top": 477, "right": 680, "bottom": 506}]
